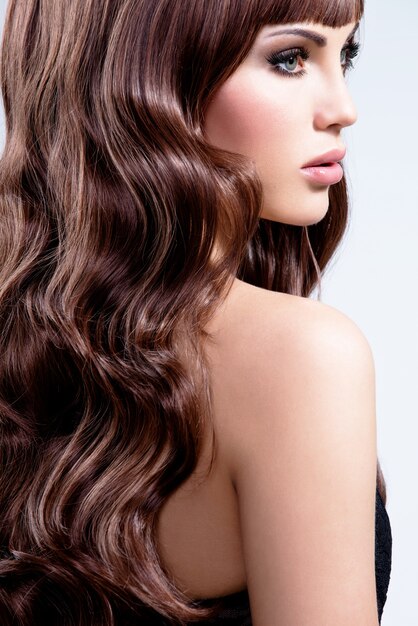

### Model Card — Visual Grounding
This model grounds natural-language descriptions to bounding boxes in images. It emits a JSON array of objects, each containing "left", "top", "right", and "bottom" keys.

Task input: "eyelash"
[{"left": 266, "top": 40, "right": 361, "bottom": 78}]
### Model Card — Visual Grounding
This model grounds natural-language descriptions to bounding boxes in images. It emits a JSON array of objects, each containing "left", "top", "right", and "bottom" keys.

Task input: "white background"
[{"left": 0, "top": 1, "right": 416, "bottom": 624}]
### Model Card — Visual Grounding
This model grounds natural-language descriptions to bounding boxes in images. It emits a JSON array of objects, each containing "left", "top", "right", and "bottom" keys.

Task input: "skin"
[
  {"left": 159, "top": 21, "right": 380, "bottom": 622},
  {"left": 203, "top": 20, "right": 359, "bottom": 227}
]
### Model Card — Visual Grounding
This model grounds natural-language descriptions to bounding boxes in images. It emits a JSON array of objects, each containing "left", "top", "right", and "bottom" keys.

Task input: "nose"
[{"left": 313, "top": 72, "right": 358, "bottom": 131}]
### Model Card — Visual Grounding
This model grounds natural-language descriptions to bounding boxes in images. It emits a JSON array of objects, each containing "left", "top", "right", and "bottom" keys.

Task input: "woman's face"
[{"left": 203, "top": 21, "right": 360, "bottom": 226}]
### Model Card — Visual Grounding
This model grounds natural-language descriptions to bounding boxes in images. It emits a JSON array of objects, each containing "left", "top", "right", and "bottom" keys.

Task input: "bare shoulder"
[
  {"left": 207, "top": 278, "right": 379, "bottom": 625},
  {"left": 208, "top": 277, "right": 375, "bottom": 429},
  {"left": 218, "top": 277, "right": 374, "bottom": 359}
]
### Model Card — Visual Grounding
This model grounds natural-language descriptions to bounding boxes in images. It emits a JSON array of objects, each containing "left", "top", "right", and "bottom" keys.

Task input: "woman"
[{"left": 0, "top": 0, "right": 392, "bottom": 624}]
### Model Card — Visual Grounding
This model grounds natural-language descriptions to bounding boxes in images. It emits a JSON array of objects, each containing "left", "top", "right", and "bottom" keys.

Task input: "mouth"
[
  {"left": 302, "top": 148, "right": 346, "bottom": 169},
  {"left": 300, "top": 161, "right": 343, "bottom": 185},
  {"left": 302, "top": 159, "right": 341, "bottom": 169}
]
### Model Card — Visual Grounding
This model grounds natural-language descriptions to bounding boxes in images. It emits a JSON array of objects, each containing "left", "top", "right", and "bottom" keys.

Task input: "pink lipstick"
[{"left": 300, "top": 148, "right": 346, "bottom": 185}]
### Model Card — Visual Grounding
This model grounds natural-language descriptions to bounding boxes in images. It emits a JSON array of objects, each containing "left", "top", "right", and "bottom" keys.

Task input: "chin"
[
  {"left": 260, "top": 206, "right": 330, "bottom": 226},
  {"left": 260, "top": 188, "right": 330, "bottom": 225}
]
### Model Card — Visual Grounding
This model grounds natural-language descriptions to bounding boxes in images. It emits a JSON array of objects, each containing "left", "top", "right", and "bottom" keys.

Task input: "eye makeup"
[{"left": 265, "top": 38, "right": 361, "bottom": 79}]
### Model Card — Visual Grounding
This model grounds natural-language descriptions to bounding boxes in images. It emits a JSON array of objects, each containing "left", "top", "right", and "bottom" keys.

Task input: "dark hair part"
[{"left": 0, "top": 0, "right": 382, "bottom": 624}]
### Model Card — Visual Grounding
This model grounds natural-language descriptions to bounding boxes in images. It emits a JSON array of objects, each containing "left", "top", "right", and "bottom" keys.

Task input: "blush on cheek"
[{"left": 204, "top": 84, "right": 268, "bottom": 155}]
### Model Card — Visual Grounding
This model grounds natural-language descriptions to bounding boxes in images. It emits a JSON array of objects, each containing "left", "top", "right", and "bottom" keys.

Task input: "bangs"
[{"left": 257, "top": 0, "right": 364, "bottom": 28}]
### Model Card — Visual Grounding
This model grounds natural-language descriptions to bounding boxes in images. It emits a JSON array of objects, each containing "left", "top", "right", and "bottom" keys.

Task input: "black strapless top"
[{"left": 190, "top": 486, "right": 392, "bottom": 625}]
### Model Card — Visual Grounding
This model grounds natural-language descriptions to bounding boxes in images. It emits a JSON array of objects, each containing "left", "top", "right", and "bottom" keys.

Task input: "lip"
[
  {"left": 300, "top": 162, "right": 343, "bottom": 185},
  {"left": 301, "top": 148, "right": 346, "bottom": 168}
]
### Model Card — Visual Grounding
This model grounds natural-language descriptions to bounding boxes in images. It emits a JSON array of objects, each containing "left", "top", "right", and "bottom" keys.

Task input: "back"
[{"left": 204, "top": 278, "right": 380, "bottom": 625}]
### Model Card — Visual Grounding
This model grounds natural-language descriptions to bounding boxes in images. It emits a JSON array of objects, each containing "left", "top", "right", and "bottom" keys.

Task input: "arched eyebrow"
[{"left": 265, "top": 22, "right": 360, "bottom": 46}]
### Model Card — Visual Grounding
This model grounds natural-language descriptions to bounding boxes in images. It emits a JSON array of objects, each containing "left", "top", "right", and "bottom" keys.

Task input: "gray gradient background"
[{"left": 0, "top": 1, "right": 416, "bottom": 624}]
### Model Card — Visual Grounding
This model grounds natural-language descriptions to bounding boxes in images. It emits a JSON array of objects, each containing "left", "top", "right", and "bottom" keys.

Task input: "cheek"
[{"left": 204, "top": 77, "right": 292, "bottom": 160}]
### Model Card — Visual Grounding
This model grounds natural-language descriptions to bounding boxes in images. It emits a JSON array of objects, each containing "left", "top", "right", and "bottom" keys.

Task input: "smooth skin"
[
  {"left": 204, "top": 21, "right": 358, "bottom": 226},
  {"left": 157, "top": 20, "right": 380, "bottom": 626}
]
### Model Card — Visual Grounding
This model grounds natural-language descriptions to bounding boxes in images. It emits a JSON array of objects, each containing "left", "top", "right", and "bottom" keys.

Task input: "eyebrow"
[{"left": 265, "top": 22, "right": 360, "bottom": 46}]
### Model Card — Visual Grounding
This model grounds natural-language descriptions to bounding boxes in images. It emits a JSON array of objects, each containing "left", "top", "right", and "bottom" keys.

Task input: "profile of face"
[{"left": 203, "top": 21, "right": 360, "bottom": 226}]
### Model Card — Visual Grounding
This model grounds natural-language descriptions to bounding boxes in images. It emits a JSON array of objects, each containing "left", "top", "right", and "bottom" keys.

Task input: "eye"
[
  {"left": 266, "top": 47, "right": 309, "bottom": 78},
  {"left": 266, "top": 39, "right": 361, "bottom": 79},
  {"left": 341, "top": 39, "right": 361, "bottom": 73}
]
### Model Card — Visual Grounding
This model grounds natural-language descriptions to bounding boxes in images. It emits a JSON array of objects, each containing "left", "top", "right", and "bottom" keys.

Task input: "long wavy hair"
[{"left": 0, "top": 0, "right": 384, "bottom": 624}]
